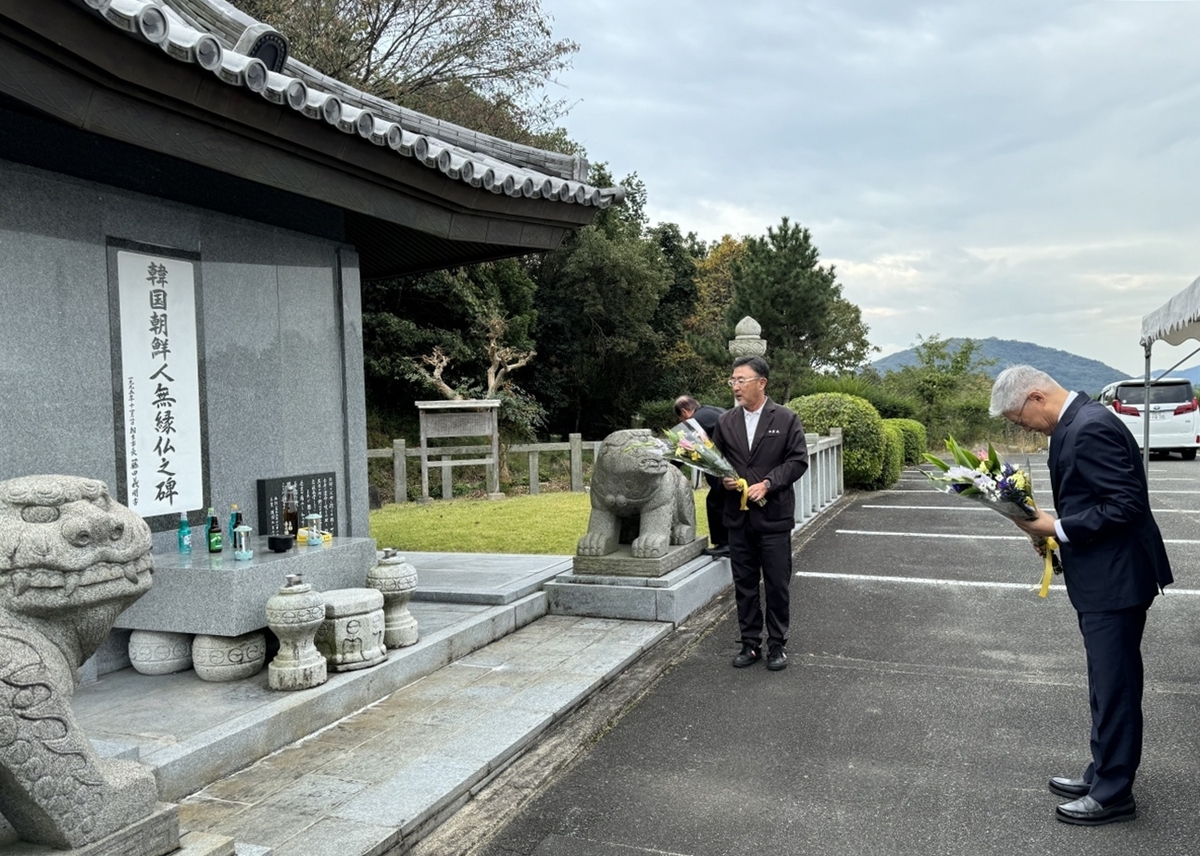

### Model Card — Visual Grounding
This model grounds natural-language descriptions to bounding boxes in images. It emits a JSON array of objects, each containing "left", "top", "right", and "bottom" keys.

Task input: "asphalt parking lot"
[{"left": 470, "top": 453, "right": 1200, "bottom": 856}]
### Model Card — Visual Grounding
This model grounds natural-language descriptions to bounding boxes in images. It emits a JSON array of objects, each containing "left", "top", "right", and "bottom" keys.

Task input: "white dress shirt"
[
  {"left": 743, "top": 401, "right": 765, "bottom": 451},
  {"left": 1052, "top": 391, "right": 1078, "bottom": 543}
]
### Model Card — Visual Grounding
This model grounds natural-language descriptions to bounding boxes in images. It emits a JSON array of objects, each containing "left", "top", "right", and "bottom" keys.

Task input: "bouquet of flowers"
[
  {"left": 662, "top": 424, "right": 766, "bottom": 509},
  {"left": 923, "top": 436, "right": 1061, "bottom": 596}
]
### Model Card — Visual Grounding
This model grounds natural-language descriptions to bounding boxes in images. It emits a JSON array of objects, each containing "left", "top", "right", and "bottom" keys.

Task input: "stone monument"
[
  {"left": 0, "top": 475, "right": 177, "bottom": 853},
  {"left": 575, "top": 429, "right": 702, "bottom": 576}
]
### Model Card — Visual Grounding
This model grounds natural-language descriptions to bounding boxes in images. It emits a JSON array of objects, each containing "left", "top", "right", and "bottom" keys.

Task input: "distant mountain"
[{"left": 869, "top": 338, "right": 1132, "bottom": 393}]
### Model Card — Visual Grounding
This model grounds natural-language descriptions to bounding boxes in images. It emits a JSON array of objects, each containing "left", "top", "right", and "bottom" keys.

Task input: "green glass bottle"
[{"left": 207, "top": 507, "right": 223, "bottom": 553}]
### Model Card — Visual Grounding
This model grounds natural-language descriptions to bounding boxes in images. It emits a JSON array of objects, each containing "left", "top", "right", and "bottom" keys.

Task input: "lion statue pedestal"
[{"left": 574, "top": 429, "right": 706, "bottom": 577}]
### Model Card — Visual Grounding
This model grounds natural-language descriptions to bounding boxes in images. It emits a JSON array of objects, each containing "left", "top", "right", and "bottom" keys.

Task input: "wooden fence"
[{"left": 367, "top": 433, "right": 602, "bottom": 502}]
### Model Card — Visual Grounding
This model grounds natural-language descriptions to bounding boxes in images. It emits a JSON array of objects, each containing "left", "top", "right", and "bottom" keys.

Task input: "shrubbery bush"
[
  {"left": 800, "top": 374, "right": 918, "bottom": 419},
  {"left": 884, "top": 418, "right": 928, "bottom": 464},
  {"left": 874, "top": 422, "right": 905, "bottom": 489},
  {"left": 787, "top": 392, "right": 885, "bottom": 488}
]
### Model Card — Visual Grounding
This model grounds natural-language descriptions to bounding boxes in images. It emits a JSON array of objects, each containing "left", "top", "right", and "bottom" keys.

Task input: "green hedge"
[
  {"left": 800, "top": 374, "right": 918, "bottom": 420},
  {"left": 874, "top": 422, "right": 905, "bottom": 489},
  {"left": 883, "top": 418, "right": 928, "bottom": 464},
  {"left": 787, "top": 392, "right": 885, "bottom": 488}
]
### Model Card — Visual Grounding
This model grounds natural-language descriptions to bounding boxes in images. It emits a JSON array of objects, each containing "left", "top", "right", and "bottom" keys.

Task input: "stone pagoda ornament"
[
  {"left": 0, "top": 475, "right": 175, "bottom": 851},
  {"left": 728, "top": 316, "right": 768, "bottom": 358},
  {"left": 265, "top": 574, "right": 328, "bottom": 691},
  {"left": 366, "top": 548, "right": 419, "bottom": 648}
]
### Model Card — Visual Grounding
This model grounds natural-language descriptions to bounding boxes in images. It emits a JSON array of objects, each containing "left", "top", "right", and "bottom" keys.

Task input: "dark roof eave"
[{"left": 0, "top": 2, "right": 604, "bottom": 254}]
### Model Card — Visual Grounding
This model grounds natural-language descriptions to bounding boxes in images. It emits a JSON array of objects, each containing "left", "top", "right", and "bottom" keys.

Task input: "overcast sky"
[{"left": 540, "top": 0, "right": 1200, "bottom": 378}]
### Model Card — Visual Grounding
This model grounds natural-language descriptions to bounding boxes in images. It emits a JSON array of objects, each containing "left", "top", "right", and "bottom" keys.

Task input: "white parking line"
[
  {"left": 863, "top": 504, "right": 1200, "bottom": 516},
  {"left": 796, "top": 570, "right": 1200, "bottom": 596},
  {"left": 862, "top": 504, "right": 1039, "bottom": 512},
  {"left": 836, "top": 529, "right": 1200, "bottom": 545}
]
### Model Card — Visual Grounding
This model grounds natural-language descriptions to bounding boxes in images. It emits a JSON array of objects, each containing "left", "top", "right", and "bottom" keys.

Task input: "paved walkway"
[{"left": 435, "top": 457, "right": 1200, "bottom": 856}]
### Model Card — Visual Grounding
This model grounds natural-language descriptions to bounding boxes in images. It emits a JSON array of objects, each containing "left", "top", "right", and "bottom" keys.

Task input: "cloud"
[{"left": 543, "top": 0, "right": 1200, "bottom": 376}]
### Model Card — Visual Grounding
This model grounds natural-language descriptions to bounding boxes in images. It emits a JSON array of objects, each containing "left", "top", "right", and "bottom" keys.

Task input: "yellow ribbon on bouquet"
[
  {"left": 736, "top": 477, "right": 750, "bottom": 511},
  {"left": 1038, "top": 536, "right": 1060, "bottom": 598}
]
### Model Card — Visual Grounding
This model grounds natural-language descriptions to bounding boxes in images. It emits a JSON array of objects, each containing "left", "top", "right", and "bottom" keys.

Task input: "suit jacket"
[
  {"left": 1050, "top": 393, "right": 1172, "bottom": 612},
  {"left": 711, "top": 397, "right": 809, "bottom": 532},
  {"left": 689, "top": 404, "right": 724, "bottom": 439}
]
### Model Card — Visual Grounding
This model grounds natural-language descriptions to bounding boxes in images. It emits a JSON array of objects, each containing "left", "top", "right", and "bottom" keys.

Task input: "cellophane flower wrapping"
[
  {"left": 660, "top": 424, "right": 767, "bottom": 506},
  {"left": 923, "top": 437, "right": 1061, "bottom": 572}
]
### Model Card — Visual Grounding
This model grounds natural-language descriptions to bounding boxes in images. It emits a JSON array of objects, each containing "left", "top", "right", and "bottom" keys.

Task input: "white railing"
[{"left": 795, "top": 428, "right": 845, "bottom": 526}]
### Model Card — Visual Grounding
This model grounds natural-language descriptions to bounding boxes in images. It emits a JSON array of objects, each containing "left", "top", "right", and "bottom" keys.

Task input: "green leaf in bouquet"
[
  {"left": 945, "top": 436, "right": 980, "bottom": 469},
  {"left": 922, "top": 453, "right": 951, "bottom": 471},
  {"left": 986, "top": 442, "right": 1002, "bottom": 473}
]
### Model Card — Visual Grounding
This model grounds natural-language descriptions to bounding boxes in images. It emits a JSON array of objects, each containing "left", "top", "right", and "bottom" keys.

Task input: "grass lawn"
[{"left": 370, "top": 490, "right": 711, "bottom": 554}]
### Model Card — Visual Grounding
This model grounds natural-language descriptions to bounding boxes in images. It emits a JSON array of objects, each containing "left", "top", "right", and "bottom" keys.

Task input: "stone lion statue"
[
  {"left": 0, "top": 475, "right": 159, "bottom": 849},
  {"left": 577, "top": 429, "right": 696, "bottom": 559}
]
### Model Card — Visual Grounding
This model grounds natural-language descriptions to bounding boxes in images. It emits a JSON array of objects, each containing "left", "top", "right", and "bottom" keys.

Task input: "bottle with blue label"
[{"left": 177, "top": 512, "right": 192, "bottom": 554}]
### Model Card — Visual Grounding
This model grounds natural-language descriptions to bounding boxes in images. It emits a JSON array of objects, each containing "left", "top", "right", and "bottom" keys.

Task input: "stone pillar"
[
  {"left": 265, "top": 574, "right": 328, "bottom": 690},
  {"left": 728, "top": 316, "right": 767, "bottom": 358},
  {"left": 366, "top": 549, "right": 419, "bottom": 648}
]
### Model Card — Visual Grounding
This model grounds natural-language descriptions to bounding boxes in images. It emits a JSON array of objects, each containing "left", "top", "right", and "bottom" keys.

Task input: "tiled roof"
[{"left": 76, "top": 0, "right": 624, "bottom": 209}]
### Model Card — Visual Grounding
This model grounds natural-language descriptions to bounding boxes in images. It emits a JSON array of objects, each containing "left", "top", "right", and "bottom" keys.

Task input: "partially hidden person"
[{"left": 673, "top": 394, "right": 729, "bottom": 556}]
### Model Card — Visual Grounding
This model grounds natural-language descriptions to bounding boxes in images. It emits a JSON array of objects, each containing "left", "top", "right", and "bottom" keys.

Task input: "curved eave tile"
[{"left": 76, "top": 0, "right": 621, "bottom": 211}]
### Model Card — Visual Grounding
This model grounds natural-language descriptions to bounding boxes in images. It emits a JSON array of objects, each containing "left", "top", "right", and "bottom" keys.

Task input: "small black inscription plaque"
[{"left": 256, "top": 472, "right": 338, "bottom": 536}]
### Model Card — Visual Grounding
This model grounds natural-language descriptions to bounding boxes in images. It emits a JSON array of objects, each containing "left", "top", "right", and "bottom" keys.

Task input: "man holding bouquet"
[
  {"left": 991, "top": 365, "right": 1172, "bottom": 826},
  {"left": 673, "top": 395, "right": 729, "bottom": 557},
  {"left": 711, "top": 356, "right": 809, "bottom": 671}
]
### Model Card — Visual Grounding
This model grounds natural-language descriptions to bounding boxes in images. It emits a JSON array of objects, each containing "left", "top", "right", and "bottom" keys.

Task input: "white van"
[{"left": 1098, "top": 377, "right": 1200, "bottom": 460}]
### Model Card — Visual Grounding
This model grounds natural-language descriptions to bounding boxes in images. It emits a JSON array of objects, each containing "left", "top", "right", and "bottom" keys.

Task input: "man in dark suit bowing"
[
  {"left": 710, "top": 356, "right": 809, "bottom": 671},
  {"left": 991, "top": 365, "right": 1172, "bottom": 826},
  {"left": 674, "top": 395, "right": 729, "bottom": 556}
]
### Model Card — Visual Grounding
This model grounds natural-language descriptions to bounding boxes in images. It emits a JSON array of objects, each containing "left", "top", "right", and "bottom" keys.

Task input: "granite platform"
[
  {"left": 1, "top": 551, "right": 726, "bottom": 855},
  {"left": 402, "top": 552, "right": 573, "bottom": 605},
  {"left": 116, "top": 538, "right": 379, "bottom": 637},
  {"left": 545, "top": 554, "right": 732, "bottom": 624}
]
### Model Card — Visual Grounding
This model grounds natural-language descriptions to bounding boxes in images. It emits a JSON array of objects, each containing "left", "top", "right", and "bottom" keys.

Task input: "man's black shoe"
[
  {"left": 766, "top": 644, "right": 788, "bottom": 671},
  {"left": 732, "top": 643, "right": 761, "bottom": 668},
  {"left": 1049, "top": 776, "right": 1090, "bottom": 798},
  {"left": 703, "top": 544, "right": 730, "bottom": 557},
  {"left": 1055, "top": 795, "right": 1136, "bottom": 826}
]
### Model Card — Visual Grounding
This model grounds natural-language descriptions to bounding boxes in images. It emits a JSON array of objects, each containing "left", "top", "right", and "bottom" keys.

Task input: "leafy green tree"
[
  {"left": 728, "top": 217, "right": 874, "bottom": 401},
  {"left": 362, "top": 258, "right": 544, "bottom": 440},
  {"left": 881, "top": 334, "right": 996, "bottom": 445},
  {"left": 525, "top": 168, "right": 681, "bottom": 437}
]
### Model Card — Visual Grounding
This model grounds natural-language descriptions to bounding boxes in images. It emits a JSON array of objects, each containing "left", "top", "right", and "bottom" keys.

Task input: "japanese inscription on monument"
[{"left": 117, "top": 250, "right": 203, "bottom": 516}]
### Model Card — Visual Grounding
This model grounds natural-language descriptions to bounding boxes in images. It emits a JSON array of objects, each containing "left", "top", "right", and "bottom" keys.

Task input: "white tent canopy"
[
  {"left": 1137, "top": 274, "right": 1200, "bottom": 474},
  {"left": 1141, "top": 273, "right": 1200, "bottom": 347}
]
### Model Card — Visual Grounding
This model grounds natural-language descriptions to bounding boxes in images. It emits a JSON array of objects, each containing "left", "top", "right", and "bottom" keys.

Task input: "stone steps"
[{"left": 175, "top": 614, "right": 671, "bottom": 856}]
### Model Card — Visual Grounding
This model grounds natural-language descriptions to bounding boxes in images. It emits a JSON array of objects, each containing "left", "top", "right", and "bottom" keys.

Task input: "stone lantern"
[{"left": 728, "top": 316, "right": 767, "bottom": 358}]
